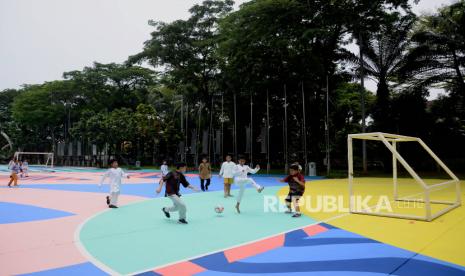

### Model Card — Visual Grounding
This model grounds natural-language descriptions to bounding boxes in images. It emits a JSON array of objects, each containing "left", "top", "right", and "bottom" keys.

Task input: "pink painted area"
[
  {"left": 0, "top": 187, "right": 145, "bottom": 275},
  {"left": 155, "top": 261, "right": 206, "bottom": 276},
  {"left": 303, "top": 224, "right": 328, "bottom": 236},
  {"left": 223, "top": 234, "right": 285, "bottom": 263},
  {"left": 1, "top": 171, "right": 161, "bottom": 185}
]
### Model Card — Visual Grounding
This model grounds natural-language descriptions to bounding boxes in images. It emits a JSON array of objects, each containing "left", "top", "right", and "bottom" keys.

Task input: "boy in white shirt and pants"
[
  {"left": 99, "top": 159, "right": 129, "bottom": 208},
  {"left": 234, "top": 156, "right": 264, "bottom": 213},
  {"left": 219, "top": 155, "right": 236, "bottom": 198}
]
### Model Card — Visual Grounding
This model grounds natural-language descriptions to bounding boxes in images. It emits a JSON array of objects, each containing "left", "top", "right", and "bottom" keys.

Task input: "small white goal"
[
  {"left": 14, "top": 151, "right": 54, "bottom": 168},
  {"left": 348, "top": 132, "right": 461, "bottom": 221}
]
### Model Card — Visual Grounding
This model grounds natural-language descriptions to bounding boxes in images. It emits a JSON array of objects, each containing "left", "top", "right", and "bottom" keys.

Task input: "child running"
[
  {"left": 198, "top": 157, "right": 211, "bottom": 191},
  {"left": 7, "top": 160, "right": 20, "bottom": 187},
  {"left": 219, "top": 155, "right": 235, "bottom": 198},
  {"left": 98, "top": 159, "right": 130, "bottom": 208},
  {"left": 234, "top": 156, "right": 264, "bottom": 214},
  {"left": 156, "top": 162, "right": 199, "bottom": 224},
  {"left": 279, "top": 164, "right": 306, "bottom": 217}
]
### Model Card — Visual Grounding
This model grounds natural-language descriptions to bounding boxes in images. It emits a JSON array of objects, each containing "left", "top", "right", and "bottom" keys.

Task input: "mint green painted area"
[{"left": 79, "top": 186, "right": 315, "bottom": 275}]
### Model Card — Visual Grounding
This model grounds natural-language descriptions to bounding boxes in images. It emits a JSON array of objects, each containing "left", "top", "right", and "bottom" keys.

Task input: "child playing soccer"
[
  {"left": 160, "top": 160, "right": 169, "bottom": 177},
  {"left": 234, "top": 156, "right": 264, "bottom": 214},
  {"left": 156, "top": 162, "right": 199, "bottom": 224},
  {"left": 198, "top": 157, "right": 212, "bottom": 191},
  {"left": 219, "top": 155, "right": 236, "bottom": 198},
  {"left": 7, "top": 160, "right": 19, "bottom": 187},
  {"left": 279, "top": 164, "right": 305, "bottom": 217},
  {"left": 98, "top": 159, "right": 130, "bottom": 208}
]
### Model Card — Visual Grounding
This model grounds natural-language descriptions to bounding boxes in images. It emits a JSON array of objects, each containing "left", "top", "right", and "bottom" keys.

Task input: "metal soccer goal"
[{"left": 347, "top": 132, "right": 461, "bottom": 221}]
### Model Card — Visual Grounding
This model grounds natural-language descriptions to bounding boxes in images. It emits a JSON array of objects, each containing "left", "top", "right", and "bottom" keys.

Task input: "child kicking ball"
[
  {"left": 234, "top": 156, "right": 264, "bottom": 214},
  {"left": 156, "top": 162, "right": 199, "bottom": 224},
  {"left": 99, "top": 159, "right": 130, "bottom": 208},
  {"left": 279, "top": 164, "right": 305, "bottom": 217}
]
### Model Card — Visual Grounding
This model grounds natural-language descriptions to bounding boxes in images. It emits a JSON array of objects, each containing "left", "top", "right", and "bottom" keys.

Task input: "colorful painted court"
[{"left": 1, "top": 166, "right": 465, "bottom": 276}]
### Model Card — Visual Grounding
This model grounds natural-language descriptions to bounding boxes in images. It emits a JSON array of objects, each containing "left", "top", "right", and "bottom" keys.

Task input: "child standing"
[
  {"left": 234, "top": 156, "right": 264, "bottom": 213},
  {"left": 98, "top": 159, "right": 129, "bottom": 208},
  {"left": 160, "top": 160, "right": 169, "bottom": 177},
  {"left": 7, "top": 160, "right": 19, "bottom": 187},
  {"left": 219, "top": 155, "right": 235, "bottom": 198},
  {"left": 198, "top": 157, "right": 212, "bottom": 191},
  {"left": 279, "top": 164, "right": 305, "bottom": 217},
  {"left": 156, "top": 162, "right": 199, "bottom": 224},
  {"left": 22, "top": 159, "right": 29, "bottom": 177}
]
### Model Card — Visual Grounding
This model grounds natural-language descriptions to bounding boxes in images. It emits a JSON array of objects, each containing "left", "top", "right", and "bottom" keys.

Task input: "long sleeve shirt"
[
  {"left": 219, "top": 161, "right": 236, "bottom": 178},
  {"left": 233, "top": 164, "right": 259, "bottom": 180},
  {"left": 163, "top": 171, "right": 190, "bottom": 197},
  {"left": 99, "top": 168, "right": 128, "bottom": 193}
]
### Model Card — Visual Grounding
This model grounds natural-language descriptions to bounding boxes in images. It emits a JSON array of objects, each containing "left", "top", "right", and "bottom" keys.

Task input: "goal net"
[
  {"left": 14, "top": 152, "right": 54, "bottom": 168},
  {"left": 348, "top": 132, "right": 461, "bottom": 221}
]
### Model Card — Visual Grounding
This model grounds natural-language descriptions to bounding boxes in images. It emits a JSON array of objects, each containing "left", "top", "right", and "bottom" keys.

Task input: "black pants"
[{"left": 200, "top": 178, "right": 211, "bottom": 190}]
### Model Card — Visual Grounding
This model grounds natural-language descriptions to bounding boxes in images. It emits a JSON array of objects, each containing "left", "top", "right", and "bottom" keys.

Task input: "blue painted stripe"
[
  {"left": 241, "top": 243, "right": 414, "bottom": 263},
  {"left": 0, "top": 202, "right": 74, "bottom": 224}
]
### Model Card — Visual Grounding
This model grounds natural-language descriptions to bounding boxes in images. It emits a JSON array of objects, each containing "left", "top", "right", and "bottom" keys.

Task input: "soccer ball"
[{"left": 214, "top": 205, "right": 224, "bottom": 214}]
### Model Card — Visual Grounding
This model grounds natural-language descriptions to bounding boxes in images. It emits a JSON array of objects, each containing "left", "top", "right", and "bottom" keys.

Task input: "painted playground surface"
[{"left": 1, "top": 167, "right": 465, "bottom": 275}]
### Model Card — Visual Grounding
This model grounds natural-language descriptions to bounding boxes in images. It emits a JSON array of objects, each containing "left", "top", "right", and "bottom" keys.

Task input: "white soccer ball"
[{"left": 214, "top": 205, "right": 224, "bottom": 214}]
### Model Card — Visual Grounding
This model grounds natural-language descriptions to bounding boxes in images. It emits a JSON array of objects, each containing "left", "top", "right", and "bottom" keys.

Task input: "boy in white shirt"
[
  {"left": 99, "top": 159, "right": 130, "bottom": 208},
  {"left": 234, "top": 156, "right": 264, "bottom": 213},
  {"left": 219, "top": 155, "right": 236, "bottom": 198},
  {"left": 22, "top": 159, "right": 29, "bottom": 177}
]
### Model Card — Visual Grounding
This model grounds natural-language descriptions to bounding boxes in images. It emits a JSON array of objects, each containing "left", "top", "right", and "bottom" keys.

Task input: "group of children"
[
  {"left": 6, "top": 158, "right": 29, "bottom": 187},
  {"left": 99, "top": 156, "right": 306, "bottom": 224}
]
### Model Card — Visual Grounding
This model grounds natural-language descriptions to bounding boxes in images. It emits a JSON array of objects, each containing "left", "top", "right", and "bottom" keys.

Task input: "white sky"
[{"left": 0, "top": 0, "right": 456, "bottom": 98}]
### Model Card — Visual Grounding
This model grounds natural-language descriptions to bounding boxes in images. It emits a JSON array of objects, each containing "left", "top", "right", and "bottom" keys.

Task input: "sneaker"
[
  {"left": 235, "top": 203, "right": 241, "bottom": 214},
  {"left": 292, "top": 213, "right": 301, "bottom": 218},
  {"left": 106, "top": 196, "right": 110, "bottom": 205},
  {"left": 109, "top": 205, "right": 118, "bottom": 208},
  {"left": 162, "top": 208, "right": 170, "bottom": 218},
  {"left": 178, "top": 219, "right": 188, "bottom": 224},
  {"left": 258, "top": 186, "right": 265, "bottom": 193}
]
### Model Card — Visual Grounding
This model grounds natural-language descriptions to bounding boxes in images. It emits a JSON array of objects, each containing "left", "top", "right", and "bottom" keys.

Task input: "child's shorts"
[
  {"left": 223, "top": 178, "right": 233, "bottom": 184},
  {"left": 286, "top": 192, "right": 304, "bottom": 203}
]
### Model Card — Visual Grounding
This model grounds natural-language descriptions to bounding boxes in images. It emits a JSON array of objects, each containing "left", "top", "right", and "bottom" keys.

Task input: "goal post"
[
  {"left": 348, "top": 132, "right": 461, "bottom": 221},
  {"left": 14, "top": 151, "right": 54, "bottom": 168}
]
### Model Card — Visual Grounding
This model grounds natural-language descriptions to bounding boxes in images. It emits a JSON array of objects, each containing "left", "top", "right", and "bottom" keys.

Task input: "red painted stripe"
[
  {"left": 302, "top": 224, "right": 328, "bottom": 236},
  {"left": 224, "top": 234, "right": 285, "bottom": 263},
  {"left": 155, "top": 261, "right": 206, "bottom": 276}
]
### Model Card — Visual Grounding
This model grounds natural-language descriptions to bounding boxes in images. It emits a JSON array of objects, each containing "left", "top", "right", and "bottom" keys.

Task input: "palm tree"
[
  {"left": 401, "top": 1, "right": 465, "bottom": 97},
  {"left": 344, "top": 13, "right": 416, "bottom": 130}
]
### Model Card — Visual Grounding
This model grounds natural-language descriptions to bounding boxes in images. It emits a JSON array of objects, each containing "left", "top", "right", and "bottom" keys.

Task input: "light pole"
[
  {"left": 284, "top": 84, "right": 288, "bottom": 173},
  {"left": 301, "top": 81, "right": 308, "bottom": 175},
  {"left": 250, "top": 92, "right": 253, "bottom": 167},
  {"left": 359, "top": 32, "right": 367, "bottom": 173},
  {"left": 266, "top": 89, "right": 270, "bottom": 174},
  {"left": 326, "top": 75, "right": 331, "bottom": 176},
  {"left": 233, "top": 92, "right": 238, "bottom": 161}
]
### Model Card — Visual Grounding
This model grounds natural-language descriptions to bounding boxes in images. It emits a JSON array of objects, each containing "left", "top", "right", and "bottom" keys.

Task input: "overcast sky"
[{"left": 0, "top": 0, "right": 456, "bottom": 97}]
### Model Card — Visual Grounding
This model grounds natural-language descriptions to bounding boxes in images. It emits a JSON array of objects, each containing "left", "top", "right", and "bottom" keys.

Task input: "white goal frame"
[
  {"left": 14, "top": 151, "right": 54, "bottom": 168},
  {"left": 348, "top": 132, "right": 461, "bottom": 221}
]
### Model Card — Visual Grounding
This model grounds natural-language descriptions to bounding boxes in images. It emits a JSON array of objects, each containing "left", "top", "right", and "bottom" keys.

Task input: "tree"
[
  {"left": 128, "top": 0, "right": 233, "bottom": 102},
  {"left": 343, "top": 13, "right": 416, "bottom": 130},
  {"left": 402, "top": 0, "right": 465, "bottom": 98}
]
